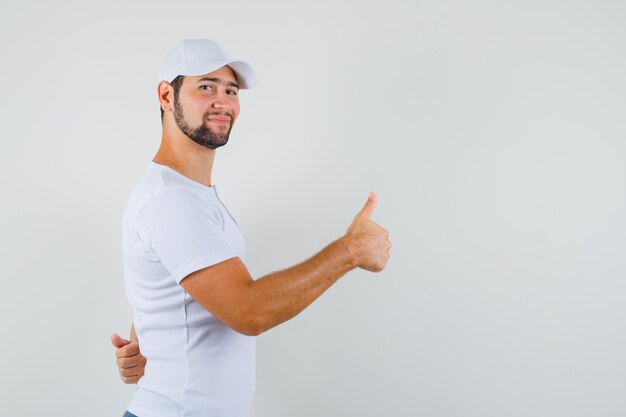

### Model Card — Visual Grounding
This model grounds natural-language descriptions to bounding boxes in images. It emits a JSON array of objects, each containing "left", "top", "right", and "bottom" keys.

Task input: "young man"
[{"left": 112, "top": 39, "right": 391, "bottom": 417}]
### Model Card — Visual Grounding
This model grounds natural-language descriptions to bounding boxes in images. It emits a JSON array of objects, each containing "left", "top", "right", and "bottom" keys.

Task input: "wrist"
[{"left": 338, "top": 234, "right": 362, "bottom": 270}]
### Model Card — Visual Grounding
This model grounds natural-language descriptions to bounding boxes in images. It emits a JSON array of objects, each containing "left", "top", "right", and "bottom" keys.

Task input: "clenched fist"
[{"left": 345, "top": 192, "right": 391, "bottom": 272}]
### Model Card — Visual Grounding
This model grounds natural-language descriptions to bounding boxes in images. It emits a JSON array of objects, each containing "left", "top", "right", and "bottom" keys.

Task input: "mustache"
[{"left": 204, "top": 111, "right": 234, "bottom": 120}]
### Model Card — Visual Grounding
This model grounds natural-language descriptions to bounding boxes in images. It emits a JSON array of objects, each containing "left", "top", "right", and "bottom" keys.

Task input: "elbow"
[
  {"left": 232, "top": 308, "right": 269, "bottom": 337},
  {"left": 228, "top": 287, "right": 276, "bottom": 336},
  {"left": 238, "top": 325, "right": 264, "bottom": 337},
  {"left": 235, "top": 317, "right": 266, "bottom": 336}
]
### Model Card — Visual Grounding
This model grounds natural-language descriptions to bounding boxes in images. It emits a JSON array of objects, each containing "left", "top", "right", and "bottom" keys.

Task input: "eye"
[
  {"left": 200, "top": 85, "right": 215, "bottom": 92},
  {"left": 227, "top": 89, "right": 239, "bottom": 96}
]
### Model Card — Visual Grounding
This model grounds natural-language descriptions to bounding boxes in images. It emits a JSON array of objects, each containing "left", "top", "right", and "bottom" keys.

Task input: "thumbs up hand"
[
  {"left": 345, "top": 192, "right": 391, "bottom": 272},
  {"left": 111, "top": 333, "right": 146, "bottom": 384}
]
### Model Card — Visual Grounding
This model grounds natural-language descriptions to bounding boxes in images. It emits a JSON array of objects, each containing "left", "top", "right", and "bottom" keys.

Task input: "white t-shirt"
[{"left": 122, "top": 161, "right": 256, "bottom": 417}]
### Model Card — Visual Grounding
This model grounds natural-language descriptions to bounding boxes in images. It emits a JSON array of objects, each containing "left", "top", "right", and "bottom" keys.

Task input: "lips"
[{"left": 207, "top": 114, "right": 232, "bottom": 125}]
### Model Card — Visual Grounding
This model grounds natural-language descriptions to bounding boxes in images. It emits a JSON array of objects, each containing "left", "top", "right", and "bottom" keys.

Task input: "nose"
[{"left": 212, "top": 90, "right": 233, "bottom": 111}]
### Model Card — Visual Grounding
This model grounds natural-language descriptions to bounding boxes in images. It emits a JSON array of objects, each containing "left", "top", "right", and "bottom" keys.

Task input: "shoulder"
[
  {"left": 133, "top": 163, "right": 216, "bottom": 216},
  {"left": 124, "top": 163, "right": 222, "bottom": 233},
  {"left": 139, "top": 187, "right": 217, "bottom": 223}
]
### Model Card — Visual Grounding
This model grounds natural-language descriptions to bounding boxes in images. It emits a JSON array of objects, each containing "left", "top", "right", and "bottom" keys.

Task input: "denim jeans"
[{"left": 122, "top": 412, "right": 138, "bottom": 417}]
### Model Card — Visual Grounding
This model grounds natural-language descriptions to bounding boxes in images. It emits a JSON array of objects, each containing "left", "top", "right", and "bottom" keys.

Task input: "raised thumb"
[
  {"left": 357, "top": 192, "right": 377, "bottom": 219},
  {"left": 111, "top": 333, "right": 131, "bottom": 349}
]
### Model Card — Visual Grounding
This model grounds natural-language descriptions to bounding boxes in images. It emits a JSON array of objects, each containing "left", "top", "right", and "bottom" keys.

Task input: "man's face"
[{"left": 172, "top": 66, "right": 241, "bottom": 149}]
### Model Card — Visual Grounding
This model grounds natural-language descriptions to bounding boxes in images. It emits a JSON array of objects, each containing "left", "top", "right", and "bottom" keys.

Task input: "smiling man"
[{"left": 112, "top": 39, "right": 391, "bottom": 417}]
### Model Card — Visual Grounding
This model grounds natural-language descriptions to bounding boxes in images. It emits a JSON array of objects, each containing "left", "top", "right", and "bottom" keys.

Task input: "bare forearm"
[
  {"left": 180, "top": 193, "right": 390, "bottom": 337},
  {"left": 245, "top": 237, "right": 358, "bottom": 334}
]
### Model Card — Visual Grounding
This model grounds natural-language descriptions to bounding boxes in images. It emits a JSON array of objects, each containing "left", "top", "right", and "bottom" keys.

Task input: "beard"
[{"left": 173, "top": 95, "right": 233, "bottom": 150}]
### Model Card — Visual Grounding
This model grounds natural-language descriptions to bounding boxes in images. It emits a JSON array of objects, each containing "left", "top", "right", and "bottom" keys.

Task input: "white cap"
[{"left": 158, "top": 39, "right": 257, "bottom": 89}]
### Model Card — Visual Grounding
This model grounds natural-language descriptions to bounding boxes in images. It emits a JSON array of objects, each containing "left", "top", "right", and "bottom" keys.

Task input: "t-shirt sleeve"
[{"left": 136, "top": 187, "right": 238, "bottom": 284}]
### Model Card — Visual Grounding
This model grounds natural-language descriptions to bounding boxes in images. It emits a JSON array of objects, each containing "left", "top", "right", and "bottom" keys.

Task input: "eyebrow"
[{"left": 196, "top": 77, "right": 240, "bottom": 89}]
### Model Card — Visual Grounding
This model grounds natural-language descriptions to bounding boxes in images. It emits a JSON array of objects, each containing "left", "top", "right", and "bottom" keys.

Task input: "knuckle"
[{"left": 118, "top": 345, "right": 131, "bottom": 357}]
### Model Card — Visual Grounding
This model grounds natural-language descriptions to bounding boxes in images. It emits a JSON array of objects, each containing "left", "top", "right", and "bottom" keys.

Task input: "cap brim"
[
  {"left": 160, "top": 59, "right": 257, "bottom": 89},
  {"left": 224, "top": 60, "right": 257, "bottom": 89}
]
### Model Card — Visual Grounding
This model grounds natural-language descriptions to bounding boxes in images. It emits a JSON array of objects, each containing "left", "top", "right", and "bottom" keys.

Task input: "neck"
[{"left": 153, "top": 123, "right": 217, "bottom": 187}]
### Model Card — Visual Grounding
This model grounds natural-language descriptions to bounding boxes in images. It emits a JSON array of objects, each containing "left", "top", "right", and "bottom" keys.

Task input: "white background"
[{"left": 1, "top": 1, "right": 625, "bottom": 416}]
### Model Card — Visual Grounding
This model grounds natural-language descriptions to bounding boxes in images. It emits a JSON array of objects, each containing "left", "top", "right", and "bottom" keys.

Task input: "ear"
[{"left": 158, "top": 81, "right": 175, "bottom": 114}]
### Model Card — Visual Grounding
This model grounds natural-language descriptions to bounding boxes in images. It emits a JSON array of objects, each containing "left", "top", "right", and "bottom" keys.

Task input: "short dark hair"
[{"left": 160, "top": 75, "right": 185, "bottom": 121}]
